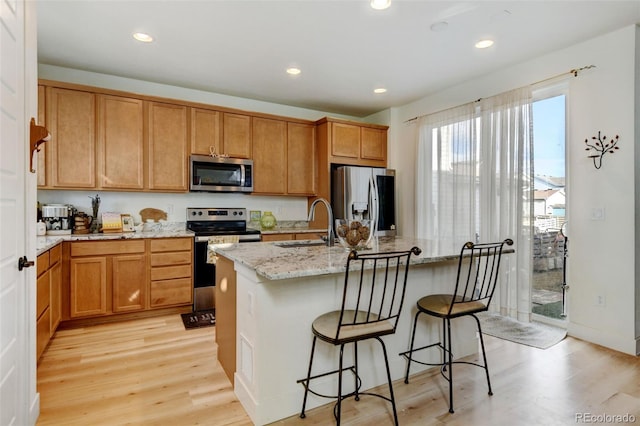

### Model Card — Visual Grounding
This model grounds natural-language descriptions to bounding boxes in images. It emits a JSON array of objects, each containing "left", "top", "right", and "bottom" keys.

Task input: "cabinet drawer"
[
  {"left": 150, "top": 278, "right": 192, "bottom": 307},
  {"left": 37, "top": 252, "right": 49, "bottom": 277},
  {"left": 37, "top": 271, "right": 50, "bottom": 318},
  {"left": 261, "top": 233, "right": 294, "bottom": 242},
  {"left": 150, "top": 251, "right": 191, "bottom": 267},
  {"left": 295, "top": 233, "right": 323, "bottom": 240},
  {"left": 71, "top": 240, "right": 145, "bottom": 256},
  {"left": 151, "top": 265, "right": 191, "bottom": 281},
  {"left": 150, "top": 238, "right": 192, "bottom": 253},
  {"left": 49, "top": 244, "right": 62, "bottom": 265}
]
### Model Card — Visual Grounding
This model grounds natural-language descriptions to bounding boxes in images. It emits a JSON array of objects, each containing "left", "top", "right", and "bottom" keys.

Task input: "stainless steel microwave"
[{"left": 190, "top": 155, "right": 254, "bottom": 193}]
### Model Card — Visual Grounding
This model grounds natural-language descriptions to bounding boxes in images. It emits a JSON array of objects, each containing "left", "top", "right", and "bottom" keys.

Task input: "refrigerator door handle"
[{"left": 369, "top": 172, "right": 379, "bottom": 232}]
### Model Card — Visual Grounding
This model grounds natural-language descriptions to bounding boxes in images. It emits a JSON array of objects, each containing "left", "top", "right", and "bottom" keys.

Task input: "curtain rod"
[{"left": 403, "top": 64, "right": 596, "bottom": 124}]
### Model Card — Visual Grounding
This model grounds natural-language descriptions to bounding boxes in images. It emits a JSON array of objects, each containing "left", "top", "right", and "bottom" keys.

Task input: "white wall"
[
  {"left": 386, "top": 25, "right": 639, "bottom": 355},
  {"left": 37, "top": 190, "right": 309, "bottom": 224}
]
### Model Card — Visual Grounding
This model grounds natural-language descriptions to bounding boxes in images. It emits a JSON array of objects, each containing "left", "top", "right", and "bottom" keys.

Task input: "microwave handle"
[{"left": 240, "top": 164, "right": 245, "bottom": 187}]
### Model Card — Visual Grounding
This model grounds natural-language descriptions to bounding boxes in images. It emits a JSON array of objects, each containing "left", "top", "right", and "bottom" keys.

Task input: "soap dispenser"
[{"left": 36, "top": 220, "right": 46, "bottom": 236}]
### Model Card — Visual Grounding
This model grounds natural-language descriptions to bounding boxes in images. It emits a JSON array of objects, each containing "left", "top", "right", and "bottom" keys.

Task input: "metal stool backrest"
[
  {"left": 335, "top": 247, "right": 422, "bottom": 342},
  {"left": 448, "top": 239, "right": 513, "bottom": 317}
]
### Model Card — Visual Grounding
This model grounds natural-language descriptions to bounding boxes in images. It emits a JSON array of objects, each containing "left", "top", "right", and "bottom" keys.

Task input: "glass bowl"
[{"left": 335, "top": 219, "right": 373, "bottom": 250}]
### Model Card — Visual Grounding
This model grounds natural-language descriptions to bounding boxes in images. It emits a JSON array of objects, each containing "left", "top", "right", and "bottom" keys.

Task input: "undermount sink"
[{"left": 272, "top": 240, "right": 327, "bottom": 248}]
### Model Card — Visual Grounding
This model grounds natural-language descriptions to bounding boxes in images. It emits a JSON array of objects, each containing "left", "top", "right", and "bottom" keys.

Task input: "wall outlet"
[{"left": 595, "top": 295, "right": 606, "bottom": 307}]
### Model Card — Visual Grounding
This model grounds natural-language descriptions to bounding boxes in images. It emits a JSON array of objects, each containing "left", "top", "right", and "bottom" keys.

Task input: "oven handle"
[{"left": 194, "top": 235, "right": 261, "bottom": 243}]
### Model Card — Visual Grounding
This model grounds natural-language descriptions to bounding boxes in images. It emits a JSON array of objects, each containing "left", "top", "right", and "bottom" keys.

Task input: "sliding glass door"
[{"left": 531, "top": 89, "right": 567, "bottom": 323}]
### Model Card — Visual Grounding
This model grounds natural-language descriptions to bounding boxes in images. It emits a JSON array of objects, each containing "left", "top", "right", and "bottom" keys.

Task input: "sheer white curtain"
[{"left": 416, "top": 87, "right": 533, "bottom": 321}]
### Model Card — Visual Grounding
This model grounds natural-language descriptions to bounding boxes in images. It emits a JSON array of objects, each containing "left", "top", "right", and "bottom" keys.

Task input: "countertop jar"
[{"left": 260, "top": 211, "right": 277, "bottom": 230}]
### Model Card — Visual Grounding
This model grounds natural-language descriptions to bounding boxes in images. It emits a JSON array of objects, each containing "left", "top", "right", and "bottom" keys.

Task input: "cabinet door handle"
[{"left": 18, "top": 256, "right": 35, "bottom": 271}]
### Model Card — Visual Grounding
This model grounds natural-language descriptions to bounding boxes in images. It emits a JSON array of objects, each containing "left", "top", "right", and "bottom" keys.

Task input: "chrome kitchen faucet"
[{"left": 307, "top": 197, "right": 334, "bottom": 246}]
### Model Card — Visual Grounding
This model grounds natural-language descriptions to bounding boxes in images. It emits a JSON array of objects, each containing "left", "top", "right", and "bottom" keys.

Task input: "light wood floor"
[{"left": 37, "top": 314, "right": 640, "bottom": 425}]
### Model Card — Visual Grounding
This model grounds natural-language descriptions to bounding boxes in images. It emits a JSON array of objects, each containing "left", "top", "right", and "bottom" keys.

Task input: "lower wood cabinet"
[
  {"left": 112, "top": 254, "right": 147, "bottom": 312},
  {"left": 261, "top": 233, "right": 323, "bottom": 242},
  {"left": 36, "top": 244, "right": 62, "bottom": 361},
  {"left": 64, "top": 237, "right": 193, "bottom": 321},
  {"left": 69, "top": 240, "right": 146, "bottom": 318},
  {"left": 69, "top": 256, "right": 108, "bottom": 317},
  {"left": 149, "top": 238, "right": 193, "bottom": 308}
]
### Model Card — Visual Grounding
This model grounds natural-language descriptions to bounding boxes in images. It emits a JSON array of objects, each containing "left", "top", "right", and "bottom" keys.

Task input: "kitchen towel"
[{"left": 207, "top": 235, "right": 240, "bottom": 264}]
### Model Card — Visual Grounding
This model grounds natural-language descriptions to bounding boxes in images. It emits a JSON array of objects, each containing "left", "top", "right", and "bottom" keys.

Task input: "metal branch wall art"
[{"left": 584, "top": 131, "right": 620, "bottom": 169}]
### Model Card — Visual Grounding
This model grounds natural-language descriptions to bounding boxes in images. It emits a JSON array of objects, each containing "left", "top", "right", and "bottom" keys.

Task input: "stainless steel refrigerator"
[{"left": 331, "top": 166, "right": 397, "bottom": 236}]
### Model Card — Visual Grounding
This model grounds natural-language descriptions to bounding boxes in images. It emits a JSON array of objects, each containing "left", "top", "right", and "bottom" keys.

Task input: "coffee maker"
[{"left": 41, "top": 204, "right": 75, "bottom": 235}]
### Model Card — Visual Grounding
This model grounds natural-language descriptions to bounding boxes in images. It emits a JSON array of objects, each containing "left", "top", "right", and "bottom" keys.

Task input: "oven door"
[{"left": 193, "top": 237, "right": 216, "bottom": 311}]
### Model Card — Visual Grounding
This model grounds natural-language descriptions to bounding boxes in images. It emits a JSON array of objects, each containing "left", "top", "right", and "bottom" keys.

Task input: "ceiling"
[{"left": 36, "top": 1, "right": 640, "bottom": 118}]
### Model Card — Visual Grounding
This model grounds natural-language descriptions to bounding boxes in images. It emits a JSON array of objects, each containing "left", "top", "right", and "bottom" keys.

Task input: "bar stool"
[
  {"left": 400, "top": 239, "right": 513, "bottom": 413},
  {"left": 298, "top": 246, "right": 422, "bottom": 425}
]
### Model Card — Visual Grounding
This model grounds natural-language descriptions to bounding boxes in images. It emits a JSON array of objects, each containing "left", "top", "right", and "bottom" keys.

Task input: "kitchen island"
[{"left": 215, "top": 237, "right": 500, "bottom": 425}]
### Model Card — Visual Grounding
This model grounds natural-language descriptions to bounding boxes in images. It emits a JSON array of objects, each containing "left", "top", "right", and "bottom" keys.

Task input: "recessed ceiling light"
[
  {"left": 374, "top": 88, "right": 387, "bottom": 94},
  {"left": 370, "top": 0, "right": 391, "bottom": 10},
  {"left": 286, "top": 67, "right": 301, "bottom": 75},
  {"left": 133, "top": 32, "right": 153, "bottom": 43},
  {"left": 475, "top": 39, "right": 494, "bottom": 49}
]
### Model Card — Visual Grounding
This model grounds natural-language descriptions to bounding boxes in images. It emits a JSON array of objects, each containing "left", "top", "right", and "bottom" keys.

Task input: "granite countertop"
[
  {"left": 36, "top": 224, "right": 194, "bottom": 255},
  {"left": 214, "top": 237, "right": 470, "bottom": 281}
]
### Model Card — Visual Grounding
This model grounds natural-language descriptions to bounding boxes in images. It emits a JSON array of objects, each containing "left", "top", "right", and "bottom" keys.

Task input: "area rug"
[
  {"left": 477, "top": 312, "right": 566, "bottom": 349},
  {"left": 181, "top": 309, "right": 216, "bottom": 330}
]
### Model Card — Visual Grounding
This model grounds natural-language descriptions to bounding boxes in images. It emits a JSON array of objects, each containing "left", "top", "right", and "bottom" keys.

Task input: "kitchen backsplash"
[{"left": 37, "top": 190, "right": 309, "bottom": 225}]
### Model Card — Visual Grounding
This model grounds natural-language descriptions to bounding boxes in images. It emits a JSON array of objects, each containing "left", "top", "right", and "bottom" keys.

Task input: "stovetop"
[
  {"left": 186, "top": 207, "right": 260, "bottom": 238},
  {"left": 187, "top": 207, "right": 248, "bottom": 222}
]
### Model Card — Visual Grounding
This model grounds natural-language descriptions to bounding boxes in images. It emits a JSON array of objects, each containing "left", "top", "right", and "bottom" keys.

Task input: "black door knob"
[{"left": 18, "top": 256, "right": 35, "bottom": 271}]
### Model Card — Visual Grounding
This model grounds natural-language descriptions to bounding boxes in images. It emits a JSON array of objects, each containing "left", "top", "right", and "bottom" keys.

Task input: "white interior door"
[{"left": 1, "top": 0, "right": 33, "bottom": 424}]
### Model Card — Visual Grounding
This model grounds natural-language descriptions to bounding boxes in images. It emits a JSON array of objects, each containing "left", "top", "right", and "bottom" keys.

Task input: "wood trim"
[
  {"left": 314, "top": 116, "right": 389, "bottom": 130},
  {"left": 56, "top": 306, "right": 192, "bottom": 329}
]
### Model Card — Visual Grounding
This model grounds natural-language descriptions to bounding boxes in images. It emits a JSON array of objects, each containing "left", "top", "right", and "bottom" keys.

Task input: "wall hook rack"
[
  {"left": 584, "top": 131, "right": 619, "bottom": 170},
  {"left": 29, "top": 117, "right": 51, "bottom": 173}
]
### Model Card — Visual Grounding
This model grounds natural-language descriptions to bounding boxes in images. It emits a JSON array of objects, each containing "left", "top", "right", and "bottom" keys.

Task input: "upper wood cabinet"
[
  {"left": 223, "top": 112, "right": 252, "bottom": 159},
  {"left": 318, "top": 117, "right": 388, "bottom": 167},
  {"left": 97, "top": 95, "right": 144, "bottom": 190},
  {"left": 252, "top": 117, "right": 287, "bottom": 194},
  {"left": 46, "top": 87, "right": 96, "bottom": 188},
  {"left": 311, "top": 118, "right": 388, "bottom": 231},
  {"left": 191, "top": 107, "right": 222, "bottom": 156},
  {"left": 331, "top": 122, "right": 361, "bottom": 159},
  {"left": 360, "top": 126, "right": 387, "bottom": 161},
  {"left": 252, "top": 119, "right": 316, "bottom": 196},
  {"left": 146, "top": 102, "right": 189, "bottom": 191},
  {"left": 287, "top": 122, "right": 316, "bottom": 195}
]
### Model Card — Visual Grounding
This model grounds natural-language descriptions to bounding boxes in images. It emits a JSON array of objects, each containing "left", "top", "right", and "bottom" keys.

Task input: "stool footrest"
[{"left": 296, "top": 365, "right": 362, "bottom": 400}]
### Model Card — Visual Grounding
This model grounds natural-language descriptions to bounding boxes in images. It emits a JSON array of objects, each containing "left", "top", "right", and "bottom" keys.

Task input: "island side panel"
[
  {"left": 232, "top": 259, "right": 478, "bottom": 425},
  {"left": 215, "top": 255, "right": 237, "bottom": 383}
]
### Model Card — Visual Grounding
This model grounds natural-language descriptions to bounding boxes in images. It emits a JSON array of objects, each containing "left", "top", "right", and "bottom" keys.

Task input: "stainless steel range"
[{"left": 187, "top": 207, "right": 261, "bottom": 311}]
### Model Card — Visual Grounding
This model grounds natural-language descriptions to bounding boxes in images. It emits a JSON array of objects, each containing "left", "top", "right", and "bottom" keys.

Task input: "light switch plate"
[{"left": 591, "top": 207, "right": 605, "bottom": 221}]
